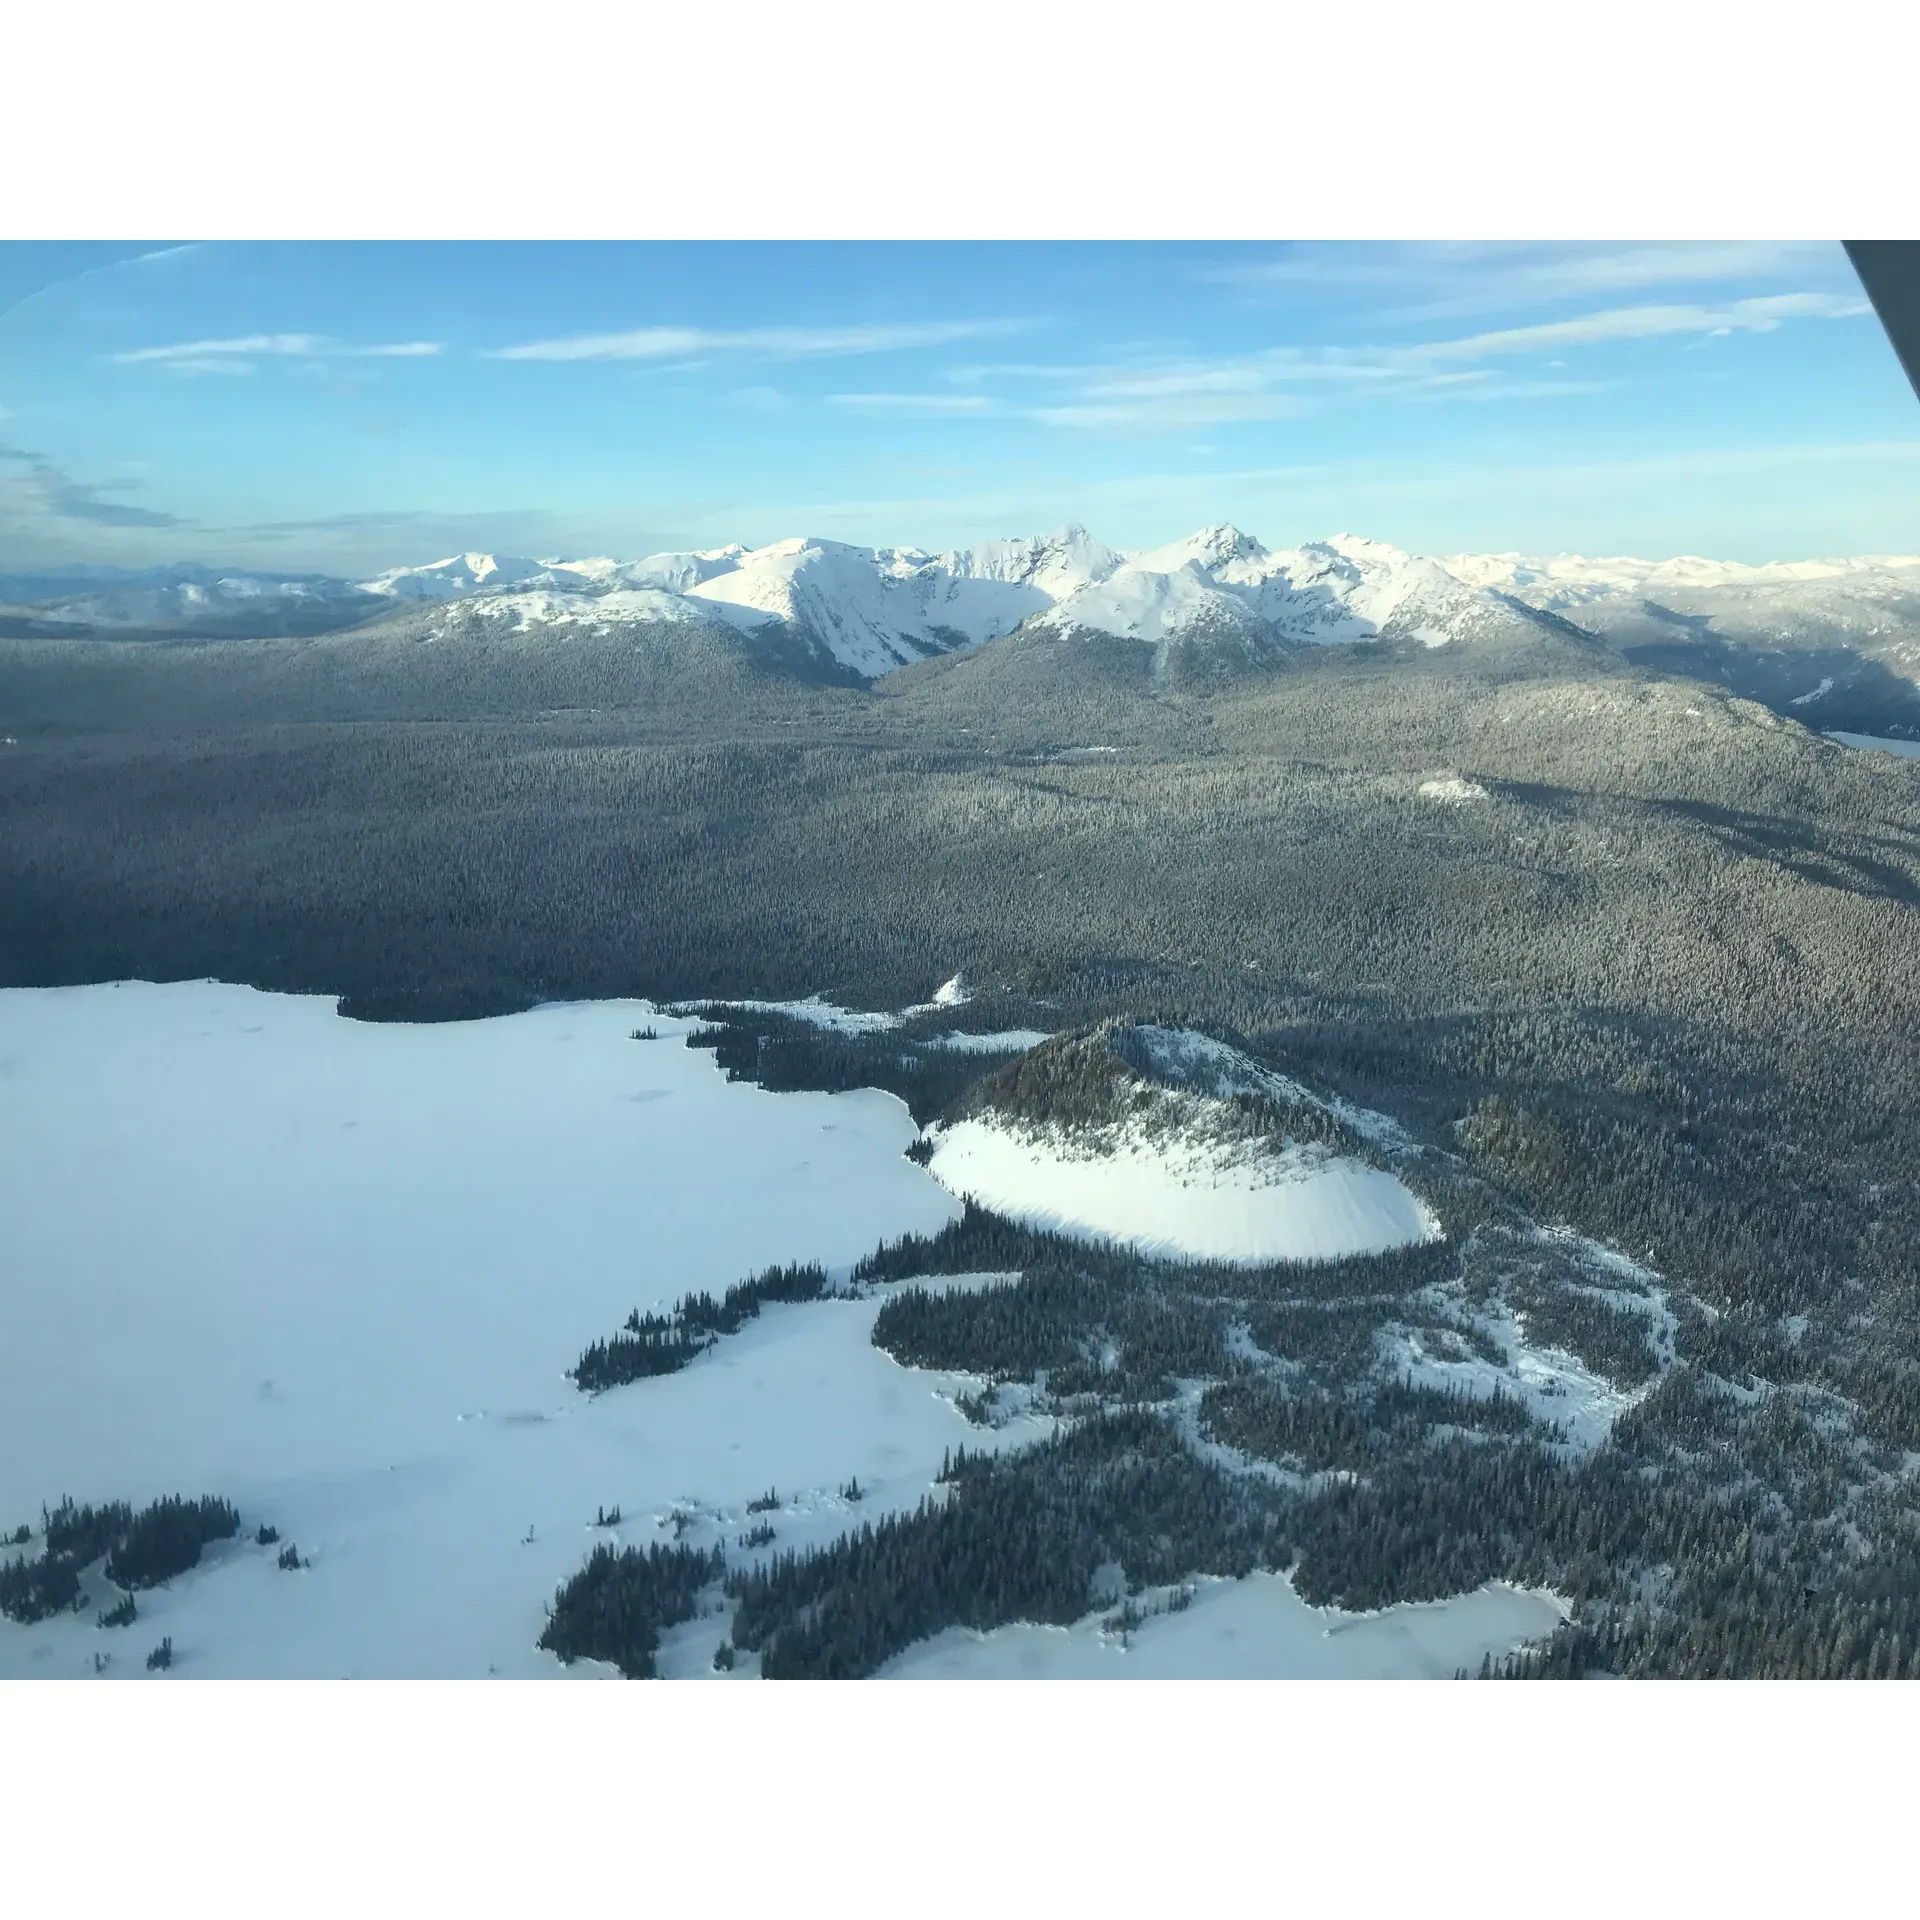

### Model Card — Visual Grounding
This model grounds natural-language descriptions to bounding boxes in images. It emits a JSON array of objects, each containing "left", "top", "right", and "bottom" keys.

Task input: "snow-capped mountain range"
[
  {"left": 7, "top": 527, "right": 1919, "bottom": 694},
  {"left": 352, "top": 525, "right": 1603, "bottom": 675},
  {"left": 1444, "top": 547, "right": 1920, "bottom": 657},
  {"left": 356, "top": 525, "right": 1139, "bottom": 676}
]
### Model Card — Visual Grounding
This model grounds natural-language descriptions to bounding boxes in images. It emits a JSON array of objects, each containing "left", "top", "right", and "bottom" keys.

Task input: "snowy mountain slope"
[
  {"left": 677, "top": 526, "right": 1127, "bottom": 674},
  {"left": 616, "top": 545, "right": 751, "bottom": 593},
  {"left": 1441, "top": 547, "right": 1920, "bottom": 664},
  {"left": 682, "top": 537, "right": 958, "bottom": 677},
  {"left": 1028, "top": 527, "right": 1600, "bottom": 666},
  {"left": 423, "top": 586, "right": 717, "bottom": 633},
  {"left": 1441, "top": 547, "right": 1920, "bottom": 733},
  {"left": 0, "top": 565, "right": 381, "bottom": 637},
  {"left": 932, "top": 524, "right": 1124, "bottom": 600},
  {"left": 1442, "top": 547, "right": 1920, "bottom": 612},
  {"left": 360, "top": 552, "right": 577, "bottom": 600}
]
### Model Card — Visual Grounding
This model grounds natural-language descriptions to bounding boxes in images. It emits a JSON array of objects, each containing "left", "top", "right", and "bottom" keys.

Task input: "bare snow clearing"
[
  {"left": 880, "top": 1573, "right": 1563, "bottom": 1680},
  {"left": 922, "top": 1029, "right": 1051, "bottom": 1055},
  {"left": 927, "top": 1118, "right": 1437, "bottom": 1265},
  {"left": 1383, "top": 1228, "right": 1677, "bottom": 1450},
  {"left": 1417, "top": 774, "right": 1490, "bottom": 805},
  {"left": 675, "top": 992, "right": 908, "bottom": 1034}
]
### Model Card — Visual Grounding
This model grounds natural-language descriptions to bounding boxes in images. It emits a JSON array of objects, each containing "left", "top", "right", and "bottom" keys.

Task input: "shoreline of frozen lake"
[
  {"left": 1825, "top": 729, "right": 1920, "bottom": 760},
  {"left": 1, "top": 981, "right": 1556, "bottom": 1681}
]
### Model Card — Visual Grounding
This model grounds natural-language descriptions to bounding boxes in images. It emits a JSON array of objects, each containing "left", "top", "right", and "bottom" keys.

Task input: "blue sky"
[{"left": 1, "top": 239, "right": 1914, "bottom": 573}]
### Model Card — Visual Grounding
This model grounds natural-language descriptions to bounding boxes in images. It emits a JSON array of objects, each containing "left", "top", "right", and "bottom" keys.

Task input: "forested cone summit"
[{"left": 947, "top": 1020, "right": 1378, "bottom": 1164}]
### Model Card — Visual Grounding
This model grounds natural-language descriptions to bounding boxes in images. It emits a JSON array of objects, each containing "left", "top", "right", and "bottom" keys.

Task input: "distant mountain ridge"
[
  {"left": 7, "top": 528, "right": 1920, "bottom": 726},
  {"left": 348, "top": 524, "right": 1580, "bottom": 672},
  {"left": 1441, "top": 547, "right": 1920, "bottom": 736}
]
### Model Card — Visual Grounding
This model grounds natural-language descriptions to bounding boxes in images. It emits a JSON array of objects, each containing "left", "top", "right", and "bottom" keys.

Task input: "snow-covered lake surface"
[
  {"left": 1826, "top": 729, "right": 1920, "bottom": 760},
  {"left": 928, "top": 1118, "right": 1437, "bottom": 1264},
  {"left": 2, "top": 983, "right": 1546, "bottom": 1680}
]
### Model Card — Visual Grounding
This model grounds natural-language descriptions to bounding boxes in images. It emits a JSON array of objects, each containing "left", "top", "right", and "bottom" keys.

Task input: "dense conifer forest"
[
  {"left": 5, "top": 615, "right": 1919, "bottom": 1677},
  {"left": 538, "top": 1541, "right": 725, "bottom": 1678}
]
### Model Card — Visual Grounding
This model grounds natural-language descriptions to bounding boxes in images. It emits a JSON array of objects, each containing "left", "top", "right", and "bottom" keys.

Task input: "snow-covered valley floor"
[{"left": 2, "top": 983, "right": 1557, "bottom": 1680}]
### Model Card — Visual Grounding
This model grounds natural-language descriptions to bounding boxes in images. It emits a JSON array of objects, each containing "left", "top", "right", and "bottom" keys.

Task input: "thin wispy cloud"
[
  {"left": 486, "top": 319, "right": 1034, "bottom": 362},
  {"left": 114, "top": 333, "right": 327, "bottom": 363},
  {"left": 1403, "top": 377, "right": 1612, "bottom": 404},
  {"left": 830, "top": 386, "right": 1303, "bottom": 432},
  {"left": 149, "top": 356, "right": 258, "bottom": 377},
  {"left": 1030, "top": 394, "right": 1303, "bottom": 430},
  {"left": 1393, "top": 293, "right": 1871, "bottom": 363},
  {"left": 893, "top": 290, "right": 1872, "bottom": 434},
  {"left": 942, "top": 362, "right": 1106, "bottom": 384},
  {"left": 1079, "top": 365, "right": 1275, "bottom": 399},
  {"left": 1399, "top": 242, "right": 1840, "bottom": 318},
  {"left": 0, "top": 451, "right": 183, "bottom": 529},
  {"left": 113, "top": 334, "right": 444, "bottom": 373},
  {"left": 830, "top": 393, "right": 1001, "bottom": 415},
  {"left": 1208, "top": 241, "right": 1850, "bottom": 320}
]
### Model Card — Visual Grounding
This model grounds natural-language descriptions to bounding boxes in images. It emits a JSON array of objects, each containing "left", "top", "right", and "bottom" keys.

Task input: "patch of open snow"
[
  {"left": 674, "top": 987, "right": 1044, "bottom": 1052},
  {"left": 878, "top": 1571, "right": 1565, "bottom": 1679},
  {"left": 1380, "top": 1318, "right": 1637, "bottom": 1452},
  {"left": 453, "top": 587, "right": 711, "bottom": 631},
  {"left": 920, "top": 1029, "right": 1051, "bottom": 1055},
  {"left": 679, "top": 994, "right": 906, "bottom": 1035},
  {"left": 1417, "top": 775, "right": 1490, "bottom": 805},
  {"left": 1790, "top": 676, "right": 1835, "bottom": 707},
  {"left": 927, "top": 1117, "right": 1438, "bottom": 1265},
  {"left": 1531, "top": 1226, "right": 1678, "bottom": 1366},
  {"left": 1826, "top": 730, "right": 1920, "bottom": 760},
  {"left": 1380, "top": 1229, "right": 1677, "bottom": 1452},
  {"left": 360, "top": 553, "right": 551, "bottom": 600}
]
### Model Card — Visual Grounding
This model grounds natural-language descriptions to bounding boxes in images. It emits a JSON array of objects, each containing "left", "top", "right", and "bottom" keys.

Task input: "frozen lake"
[
  {"left": 1826, "top": 729, "right": 1920, "bottom": 760},
  {"left": 0, "top": 982, "right": 1560, "bottom": 1680}
]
